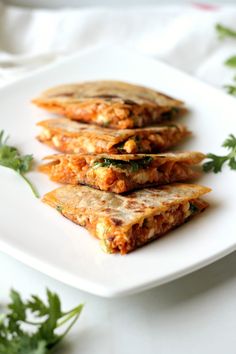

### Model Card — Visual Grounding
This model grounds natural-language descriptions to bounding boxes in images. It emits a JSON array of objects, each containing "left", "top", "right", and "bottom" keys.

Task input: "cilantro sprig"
[
  {"left": 0, "top": 130, "right": 39, "bottom": 197},
  {"left": 203, "top": 134, "right": 236, "bottom": 173},
  {"left": 0, "top": 289, "right": 83, "bottom": 354},
  {"left": 216, "top": 24, "right": 236, "bottom": 95}
]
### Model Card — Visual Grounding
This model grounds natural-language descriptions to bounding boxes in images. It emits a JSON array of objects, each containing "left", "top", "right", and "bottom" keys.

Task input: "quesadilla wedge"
[
  {"left": 39, "top": 152, "right": 205, "bottom": 193},
  {"left": 32, "top": 80, "right": 186, "bottom": 129},
  {"left": 43, "top": 183, "right": 211, "bottom": 254},
  {"left": 37, "top": 118, "right": 190, "bottom": 154}
]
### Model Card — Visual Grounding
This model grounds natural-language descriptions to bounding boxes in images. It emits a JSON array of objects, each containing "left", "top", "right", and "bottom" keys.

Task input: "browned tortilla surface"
[
  {"left": 33, "top": 80, "right": 186, "bottom": 129},
  {"left": 43, "top": 183, "right": 211, "bottom": 254}
]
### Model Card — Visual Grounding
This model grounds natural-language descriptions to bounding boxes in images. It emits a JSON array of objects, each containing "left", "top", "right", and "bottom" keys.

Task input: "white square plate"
[{"left": 0, "top": 45, "right": 235, "bottom": 298}]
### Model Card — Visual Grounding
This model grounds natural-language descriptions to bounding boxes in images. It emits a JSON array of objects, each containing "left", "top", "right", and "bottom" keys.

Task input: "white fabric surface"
[{"left": 0, "top": 2, "right": 236, "bottom": 89}]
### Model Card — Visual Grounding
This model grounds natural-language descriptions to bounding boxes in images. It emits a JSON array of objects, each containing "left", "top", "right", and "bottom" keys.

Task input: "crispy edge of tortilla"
[
  {"left": 42, "top": 183, "right": 211, "bottom": 231},
  {"left": 32, "top": 80, "right": 185, "bottom": 109},
  {"left": 40, "top": 151, "right": 205, "bottom": 165}
]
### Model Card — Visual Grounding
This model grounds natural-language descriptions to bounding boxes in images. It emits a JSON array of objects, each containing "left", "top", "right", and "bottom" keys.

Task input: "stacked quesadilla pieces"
[{"left": 34, "top": 80, "right": 211, "bottom": 254}]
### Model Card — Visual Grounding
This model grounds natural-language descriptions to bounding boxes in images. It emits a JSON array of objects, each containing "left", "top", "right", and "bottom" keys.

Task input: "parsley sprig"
[
  {"left": 203, "top": 134, "right": 236, "bottom": 173},
  {"left": 0, "top": 130, "right": 39, "bottom": 198},
  {"left": 0, "top": 289, "right": 83, "bottom": 354}
]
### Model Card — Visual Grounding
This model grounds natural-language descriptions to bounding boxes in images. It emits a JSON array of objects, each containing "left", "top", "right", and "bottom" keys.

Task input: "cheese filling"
[{"left": 38, "top": 125, "right": 188, "bottom": 154}]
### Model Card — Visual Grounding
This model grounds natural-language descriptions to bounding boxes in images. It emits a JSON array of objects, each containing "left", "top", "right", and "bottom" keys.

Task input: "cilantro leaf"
[
  {"left": 0, "top": 130, "right": 39, "bottom": 198},
  {"left": 1, "top": 336, "right": 47, "bottom": 354},
  {"left": 216, "top": 23, "right": 236, "bottom": 39},
  {"left": 8, "top": 289, "right": 26, "bottom": 322},
  {"left": 225, "top": 55, "right": 236, "bottom": 68},
  {"left": 224, "top": 84, "right": 236, "bottom": 96},
  {"left": 27, "top": 295, "right": 48, "bottom": 317},
  {"left": 223, "top": 134, "right": 236, "bottom": 148},
  {"left": 93, "top": 156, "right": 153, "bottom": 172},
  {"left": 229, "top": 157, "right": 236, "bottom": 169},
  {"left": 203, "top": 154, "right": 228, "bottom": 173},
  {"left": 37, "top": 290, "right": 62, "bottom": 347},
  {"left": 203, "top": 134, "right": 236, "bottom": 173}
]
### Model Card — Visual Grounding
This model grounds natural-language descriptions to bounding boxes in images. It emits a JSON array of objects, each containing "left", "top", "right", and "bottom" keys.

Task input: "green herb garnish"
[
  {"left": 216, "top": 23, "right": 236, "bottom": 39},
  {"left": 0, "top": 289, "right": 83, "bottom": 354},
  {"left": 0, "top": 130, "right": 39, "bottom": 198},
  {"left": 224, "top": 84, "right": 236, "bottom": 96},
  {"left": 103, "top": 120, "right": 110, "bottom": 127},
  {"left": 128, "top": 160, "right": 139, "bottom": 172},
  {"left": 116, "top": 142, "right": 125, "bottom": 152},
  {"left": 93, "top": 156, "right": 153, "bottom": 172},
  {"left": 189, "top": 203, "right": 199, "bottom": 214},
  {"left": 161, "top": 107, "right": 179, "bottom": 121},
  {"left": 56, "top": 205, "right": 63, "bottom": 213},
  {"left": 225, "top": 55, "right": 236, "bottom": 68},
  {"left": 203, "top": 134, "right": 236, "bottom": 173},
  {"left": 216, "top": 24, "right": 236, "bottom": 95},
  {"left": 223, "top": 75, "right": 236, "bottom": 96}
]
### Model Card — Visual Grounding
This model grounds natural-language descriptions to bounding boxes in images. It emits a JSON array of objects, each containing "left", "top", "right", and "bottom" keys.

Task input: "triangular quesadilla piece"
[
  {"left": 39, "top": 151, "right": 205, "bottom": 193},
  {"left": 37, "top": 118, "right": 190, "bottom": 154},
  {"left": 43, "top": 183, "right": 211, "bottom": 254},
  {"left": 33, "top": 80, "right": 186, "bottom": 129}
]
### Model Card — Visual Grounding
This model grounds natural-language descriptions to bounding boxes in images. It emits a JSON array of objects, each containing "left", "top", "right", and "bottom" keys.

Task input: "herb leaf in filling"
[{"left": 93, "top": 156, "right": 153, "bottom": 172}]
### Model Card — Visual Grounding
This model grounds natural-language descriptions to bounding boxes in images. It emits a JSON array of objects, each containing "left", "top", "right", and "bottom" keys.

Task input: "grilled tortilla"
[
  {"left": 43, "top": 183, "right": 211, "bottom": 254},
  {"left": 37, "top": 118, "right": 190, "bottom": 154},
  {"left": 32, "top": 80, "right": 186, "bottom": 129},
  {"left": 39, "top": 152, "right": 205, "bottom": 193}
]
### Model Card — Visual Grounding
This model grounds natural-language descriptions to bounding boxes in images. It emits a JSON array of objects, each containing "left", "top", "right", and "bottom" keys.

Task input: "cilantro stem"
[
  {"left": 57, "top": 304, "right": 83, "bottom": 329},
  {"left": 18, "top": 172, "right": 39, "bottom": 198},
  {"left": 18, "top": 305, "right": 84, "bottom": 329},
  {"left": 55, "top": 304, "right": 83, "bottom": 345},
  {"left": 0, "top": 313, "right": 6, "bottom": 324},
  {"left": 18, "top": 304, "right": 84, "bottom": 328}
]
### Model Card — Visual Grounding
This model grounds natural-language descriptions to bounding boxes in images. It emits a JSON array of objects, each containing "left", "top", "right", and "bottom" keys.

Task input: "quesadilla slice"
[
  {"left": 37, "top": 118, "right": 190, "bottom": 154},
  {"left": 32, "top": 80, "right": 186, "bottom": 129},
  {"left": 43, "top": 183, "right": 211, "bottom": 254},
  {"left": 39, "top": 152, "right": 205, "bottom": 193}
]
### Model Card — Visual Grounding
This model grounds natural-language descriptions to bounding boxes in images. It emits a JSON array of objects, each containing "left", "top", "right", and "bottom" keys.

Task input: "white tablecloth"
[
  {"left": 0, "top": 2, "right": 236, "bottom": 89},
  {"left": 1, "top": 4, "right": 236, "bottom": 354}
]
